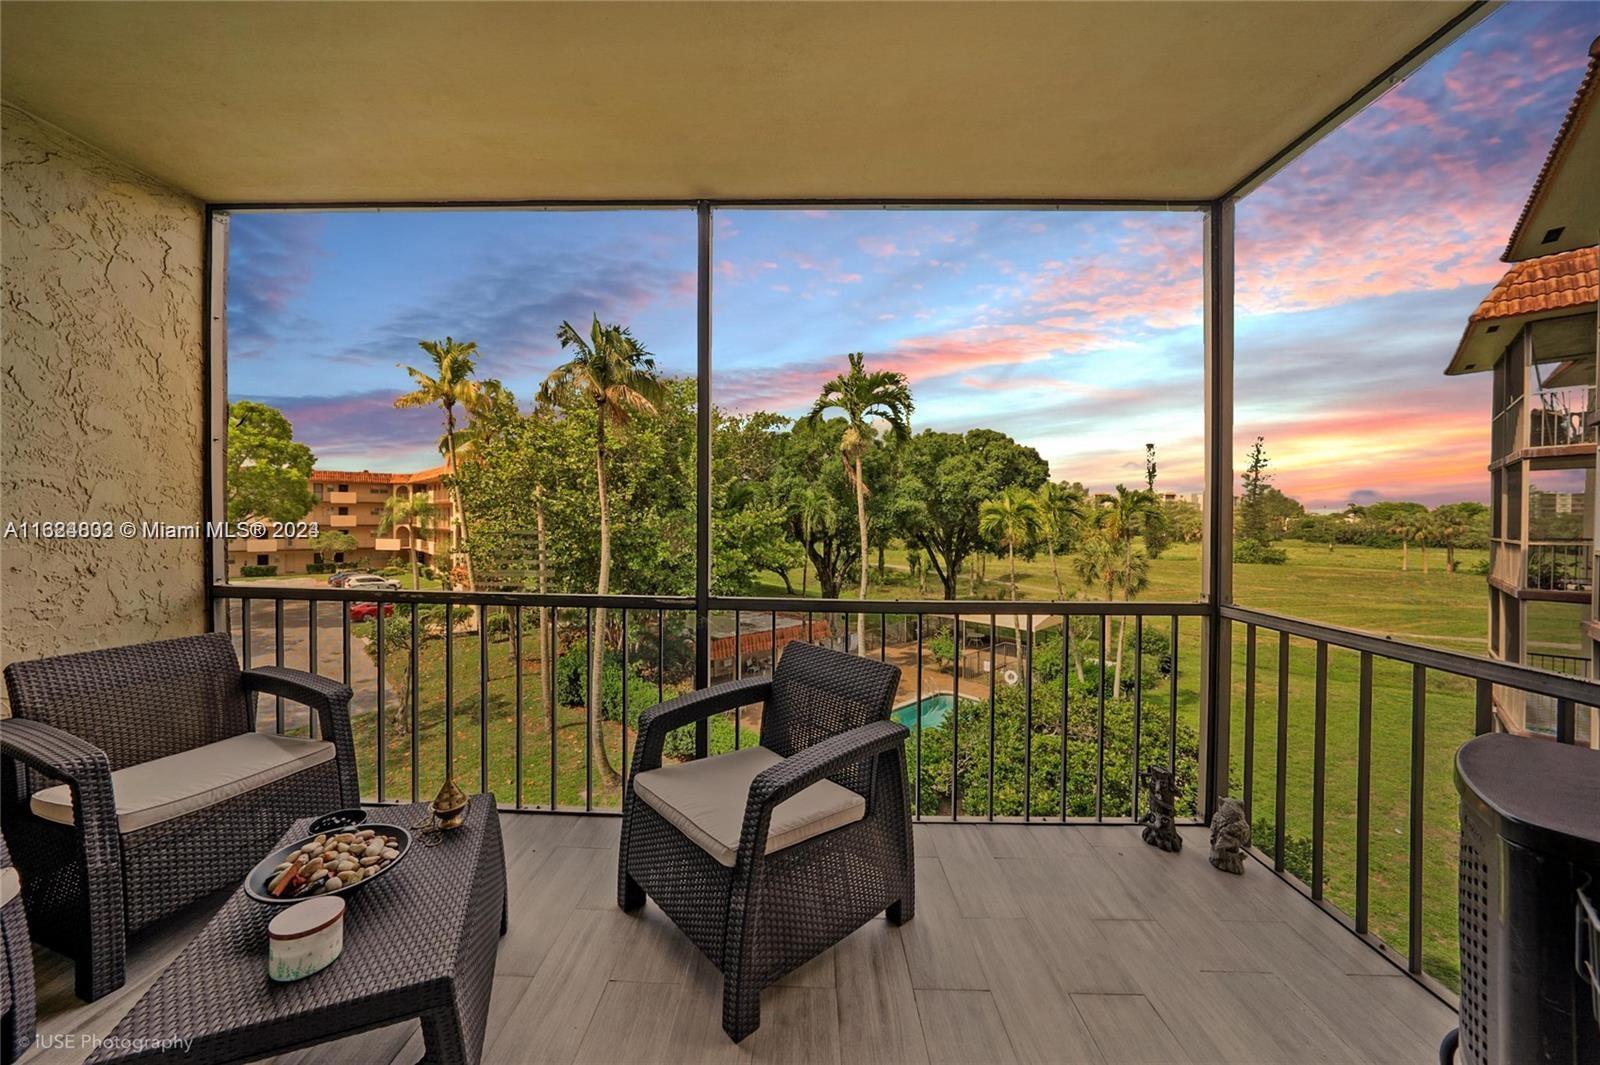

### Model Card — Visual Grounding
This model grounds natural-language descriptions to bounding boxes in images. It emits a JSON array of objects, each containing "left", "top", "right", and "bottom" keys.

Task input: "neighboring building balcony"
[
  {"left": 1528, "top": 650, "right": 1591, "bottom": 677},
  {"left": 226, "top": 537, "right": 284, "bottom": 553},
  {"left": 325, "top": 490, "right": 358, "bottom": 505},
  {"left": 373, "top": 536, "right": 403, "bottom": 551},
  {"left": 1490, "top": 387, "right": 1599, "bottom": 465},
  {"left": 1488, "top": 538, "right": 1593, "bottom": 599},
  {"left": 329, "top": 513, "right": 359, "bottom": 528}
]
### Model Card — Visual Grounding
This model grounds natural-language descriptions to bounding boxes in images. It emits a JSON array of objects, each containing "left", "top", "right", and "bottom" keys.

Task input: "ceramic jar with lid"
[{"left": 268, "top": 895, "right": 345, "bottom": 981}]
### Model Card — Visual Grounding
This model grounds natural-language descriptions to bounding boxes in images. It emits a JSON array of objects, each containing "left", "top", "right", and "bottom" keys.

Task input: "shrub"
[
  {"left": 1252, "top": 818, "right": 1320, "bottom": 890},
  {"left": 555, "top": 645, "right": 659, "bottom": 724},
  {"left": 1468, "top": 558, "right": 1491, "bottom": 576},
  {"left": 927, "top": 633, "right": 956, "bottom": 668},
  {"left": 240, "top": 565, "right": 278, "bottom": 577},
  {"left": 914, "top": 680, "right": 1201, "bottom": 820},
  {"left": 1139, "top": 626, "right": 1173, "bottom": 677},
  {"left": 306, "top": 562, "right": 335, "bottom": 574},
  {"left": 484, "top": 611, "right": 512, "bottom": 640},
  {"left": 664, "top": 713, "right": 738, "bottom": 761},
  {"left": 1233, "top": 539, "right": 1287, "bottom": 565}
]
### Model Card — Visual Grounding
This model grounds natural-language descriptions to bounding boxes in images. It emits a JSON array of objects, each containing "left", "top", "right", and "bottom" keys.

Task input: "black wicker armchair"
[
  {"left": 618, "top": 641, "right": 913, "bottom": 1041},
  {"left": 0, "top": 834, "right": 34, "bottom": 1065},
  {"left": 0, "top": 632, "right": 358, "bottom": 1002}
]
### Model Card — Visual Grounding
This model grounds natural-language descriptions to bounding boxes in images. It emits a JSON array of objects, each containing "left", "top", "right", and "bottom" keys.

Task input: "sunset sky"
[{"left": 227, "top": 1, "right": 1598, "bottom": 511}]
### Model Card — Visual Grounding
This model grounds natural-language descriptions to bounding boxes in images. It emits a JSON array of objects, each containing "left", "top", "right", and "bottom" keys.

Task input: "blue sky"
[{"left": 229, "top": 1, "right": 1597, "bottom": 508}]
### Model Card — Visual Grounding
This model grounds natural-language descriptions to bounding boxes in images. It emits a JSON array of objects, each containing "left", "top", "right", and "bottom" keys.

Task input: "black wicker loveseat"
[
  {"left": 0, "top": 632, "right": 358, "bottom": 1002},
  {"left": 0, "top": 834, "right": 34, "bottom": 1065},
  {"left": 618, "top": 640, "right": 914, "bottom": 1041}
]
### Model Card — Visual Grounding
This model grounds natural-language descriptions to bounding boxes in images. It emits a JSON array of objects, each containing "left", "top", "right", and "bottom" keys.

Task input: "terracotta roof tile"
[
  {"left": 1504, "top": 36, "right": 1599, "bottom": 261},
  {"left": 1469, "top": 247, "right": 1598, "bottom": 322},
  {"left": 310, "top": 461, "right": 451, "bottom": 485}
]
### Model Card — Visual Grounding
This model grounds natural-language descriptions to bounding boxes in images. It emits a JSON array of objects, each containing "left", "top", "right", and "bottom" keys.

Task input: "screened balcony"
[{"left": 4, "top": 2, "right": 1598, "bottom": 1064}]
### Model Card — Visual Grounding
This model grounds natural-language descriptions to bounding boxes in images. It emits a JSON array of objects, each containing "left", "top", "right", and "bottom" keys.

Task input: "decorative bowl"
[{"left": 244, "top": 823, "right": 412, "bottom": 905}]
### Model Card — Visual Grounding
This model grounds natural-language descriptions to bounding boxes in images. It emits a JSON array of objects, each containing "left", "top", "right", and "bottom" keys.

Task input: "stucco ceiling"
[{"left": 0, "top": 1, "right": 1476, "bottom": 204}]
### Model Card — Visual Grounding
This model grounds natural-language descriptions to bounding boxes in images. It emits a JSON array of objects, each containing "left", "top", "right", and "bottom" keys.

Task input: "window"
[
  {"left": 710, "top": 207, "right": 1203, "bottom": 603},
  {"left": 223, "top": 207, "right": 697, "bottom": 594}
]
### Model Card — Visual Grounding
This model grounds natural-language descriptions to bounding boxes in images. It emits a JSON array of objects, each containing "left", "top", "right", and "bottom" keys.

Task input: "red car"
[{"left": 349, "top": 602, "right": 394, "bottom": 622}]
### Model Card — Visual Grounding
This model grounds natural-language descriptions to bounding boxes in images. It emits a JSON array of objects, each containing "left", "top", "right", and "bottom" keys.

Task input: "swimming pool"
[{"left": 891, "top": 693, "right": 973, "bottom": 731}]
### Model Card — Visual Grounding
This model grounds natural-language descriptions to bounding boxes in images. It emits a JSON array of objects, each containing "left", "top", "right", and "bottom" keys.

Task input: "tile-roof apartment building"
[
  {"left": 1445, "top": 35, "right": 1599, "bottom": 737},
  {"left": 228, "top": 464, "right": 456, "bottom": 575}
]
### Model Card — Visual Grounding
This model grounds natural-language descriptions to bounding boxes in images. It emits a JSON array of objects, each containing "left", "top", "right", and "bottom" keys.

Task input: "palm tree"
[
  {"left": 804, "top": 352, "right": 913, "bottom": 652},
  {"left": 1098, "top": 484, "right": 1163, "bottom": 549},
  {"left": 1112, "top": 541, "right": 1151, "bottom": 692},
  {"left": 1388, "top": 513, "right": 1421, "bottom": 571},
  {"left": 1035, "top": 482, "right": 1088, "bottom": 680},
  {"left": 377, "top": 493, "right": 438, "bottom": 590},
  {"left": 395, "top": 337, "right": 480, "bottom": 589},
  {"left": 795, "top": 484, "right": 838, "bottom": 598},
  {"left": 979, "top": 486, "right": 1042, "bottom": 599},
  {"left": 1416, "top": 513, "right": 1436, "bottom": 575},
  {"left": 1089, "top": 486, "right": 1163, "bottom": 683},
  {"left": 539, "top": 316, "right": 664, "bottom": 787},
  {"left": 1071, "top": 532, "right": 1120, "bottom": 679},
  {"left": 1431, "top": 506, "right": 1474, "bottom": 573}
]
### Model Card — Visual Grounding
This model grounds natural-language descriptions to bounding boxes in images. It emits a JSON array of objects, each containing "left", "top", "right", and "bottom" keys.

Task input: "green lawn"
[{"left": 341, "top": 538, "right": 1568, "bottom": 993}]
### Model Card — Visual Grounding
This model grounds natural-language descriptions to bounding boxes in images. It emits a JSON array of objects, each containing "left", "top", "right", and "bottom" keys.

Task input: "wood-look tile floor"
[{"left": 21, "top": 817, "right": 1453, "bottom": 1065}]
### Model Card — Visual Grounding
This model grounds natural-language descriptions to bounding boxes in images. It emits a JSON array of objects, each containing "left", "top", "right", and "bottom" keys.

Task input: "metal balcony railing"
[
  {"left": 1525, "top": 541, "right": 1593, "bottom": 592},
  {"left": 207, "top": 584, "right": 1600, "bottom": 1002},
  {"left": 1528, "top": 388, "right": 1599, "bottom": 449}
]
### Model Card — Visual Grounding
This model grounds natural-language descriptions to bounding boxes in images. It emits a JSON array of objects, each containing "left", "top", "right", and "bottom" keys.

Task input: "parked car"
[
  {"left": 349, "top": 602, "right": 395, "bottom": 622},
  {"left": 327, "top": 571, "right": 357, "bottom": 587},
  {"left": 343, "top": 574, "right": 400, "bottom": 591}
]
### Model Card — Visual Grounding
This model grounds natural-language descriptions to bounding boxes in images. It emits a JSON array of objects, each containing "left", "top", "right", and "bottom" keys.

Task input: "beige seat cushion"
[
  {"left": 29, "top": 732, "right": 336, "bottom": 835},
  {"left": 0, "top": 865, "right": 19, "bottom": 908},
  {"left": 632, "top": 745, "right": 866, "bottom": 867}
]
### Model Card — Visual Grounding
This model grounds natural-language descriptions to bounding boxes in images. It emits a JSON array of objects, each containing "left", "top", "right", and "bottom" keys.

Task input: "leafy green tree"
[
  {"left": 539, "top": 316, "right": 665, "bottom": 786},
  {"left": 712, "top": 409, "right": 798, "bottom": 595},
  {"left": 1257, "top": 487, "right": 1306, "bottom": 537},
  {"left": 309, "top": 528, "right": 358, "bottom": 565},
  {"left": 378, "top": 493, "right": 438, "bottom": 589},
  {"left": 805, "top": 353, "right": 914, "bottom": 650},
  {"left": 795, "top": 484, "right": 839, "bottom": 598},
  {"left": 395, "top": 337, "right": 481, "bottom": 589},
  {"left": 1161, "top": 499, "right": 1203, "bottom": 544},
  {"left": 771, "top": 417, "right": 870, "bottom": 599},
  {"left": 892, "top": 429, "right": 1049, "bottom": 599},
  {"left": 979, "top": 486, "right": 1042, "bottom": 599},
  {"left": 225, "top": 400, "right": 315, "bottom": 523}
]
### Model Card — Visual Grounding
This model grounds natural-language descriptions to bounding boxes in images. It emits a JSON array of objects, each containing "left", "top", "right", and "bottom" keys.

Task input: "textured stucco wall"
[{"left": 2, "top": 103, "right": 207, "bottom": 684}]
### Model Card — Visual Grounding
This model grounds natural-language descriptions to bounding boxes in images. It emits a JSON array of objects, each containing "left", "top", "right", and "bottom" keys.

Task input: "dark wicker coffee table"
[{"left": 86, "top": 796, "right": 506, "bottom": 1065}]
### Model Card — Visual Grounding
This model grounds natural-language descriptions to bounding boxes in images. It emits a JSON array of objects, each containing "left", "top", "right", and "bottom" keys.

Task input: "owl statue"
[{"left": 1209, "top": 798, "right": 1252, "bottom": 874}]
